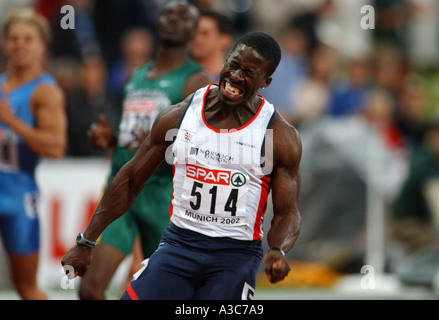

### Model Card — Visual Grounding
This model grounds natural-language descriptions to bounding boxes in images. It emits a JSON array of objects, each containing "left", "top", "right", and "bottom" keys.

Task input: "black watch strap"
[{"left": 269, "top": 247, "right": 286, "bottom": 258}]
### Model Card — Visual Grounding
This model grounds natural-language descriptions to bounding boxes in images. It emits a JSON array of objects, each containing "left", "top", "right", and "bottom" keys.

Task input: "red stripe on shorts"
[{"left": 126, "top": 283, "right": 139, "bottom": 300}]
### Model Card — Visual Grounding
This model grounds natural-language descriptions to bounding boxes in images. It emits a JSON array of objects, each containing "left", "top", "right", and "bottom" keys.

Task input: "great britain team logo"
[{"left": 184, "top": 131, "right": 192, "bottom": 142}]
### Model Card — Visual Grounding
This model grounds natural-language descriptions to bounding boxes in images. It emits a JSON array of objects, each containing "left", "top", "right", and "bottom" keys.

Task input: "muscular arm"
[
  {"left": 268, "top": 123, "right": 302, "bottom": 251},
  {"left": 85, "top": 70, "right": 209, "bottom": 236},
  {"left": 62, "top": 97, "right": 189, "bottom": 276},
  {"left": 0, "top": 84, "right": 66, "bottom": 158},
  {"left": 264, "top": 114, "right": 302, "bottom": 283},
  {"left": 84, "top": 101, "right": 188, "bottom": 242}
]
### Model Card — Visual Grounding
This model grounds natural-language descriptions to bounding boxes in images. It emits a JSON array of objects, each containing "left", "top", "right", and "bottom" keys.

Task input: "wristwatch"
[
  {"left": 269, "top": 247, "right": 286, "bottom": 258},
  {"left": 76, "top": 232, "right": 97, "bottom": 248}
]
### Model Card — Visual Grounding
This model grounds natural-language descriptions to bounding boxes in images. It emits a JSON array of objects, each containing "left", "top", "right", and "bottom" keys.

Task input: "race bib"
[
  {"left": 178, "top": 164, "right": 248, "bottom": 226},
  {"left": 118, "top": 96, "right": 168, "bottom": 148},
  {"left": 0, "top": 128, "right": 19, "bottom": 171}
]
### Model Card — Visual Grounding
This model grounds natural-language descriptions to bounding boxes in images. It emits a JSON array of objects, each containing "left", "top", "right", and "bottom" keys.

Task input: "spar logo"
[
  {"left": 231, "top": 172, "right": 246, "bottom": 187},
  {"left": 186, "top": 164, "right": 246, "bottom": 187}
]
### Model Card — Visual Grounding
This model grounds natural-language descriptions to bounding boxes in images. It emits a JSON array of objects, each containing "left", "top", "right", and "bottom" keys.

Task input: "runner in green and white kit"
[
  {"left": 102, "top": 60, "right": 205, "bottom": 257},
  {"left": 78, "top": 1, "right": 211, "bottom": 300}
]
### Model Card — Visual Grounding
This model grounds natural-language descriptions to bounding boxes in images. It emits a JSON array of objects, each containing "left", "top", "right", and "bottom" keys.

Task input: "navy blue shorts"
[{"left": 121, "top": 223, "right": 263, "bottom": 300}]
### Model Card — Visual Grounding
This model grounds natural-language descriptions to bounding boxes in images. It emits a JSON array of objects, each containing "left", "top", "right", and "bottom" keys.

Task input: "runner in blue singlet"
[{"left": 0, "top": 9, "right": 66, "bottom": 300}]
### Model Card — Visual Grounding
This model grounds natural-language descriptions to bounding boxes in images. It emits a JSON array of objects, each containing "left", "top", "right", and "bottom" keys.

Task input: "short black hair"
[
  {"left": 200, "top": 11, "right": 233, "bottom": 35},
  {"left": 231, "top": 32, "right": 281, "bottom": 77}
]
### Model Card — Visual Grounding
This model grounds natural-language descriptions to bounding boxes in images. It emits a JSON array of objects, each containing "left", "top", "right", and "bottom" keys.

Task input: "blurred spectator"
[
  {"left": 372, "top": 0, "right": 411, "bottom": 52},
  {"left": 49, "top": 0, "right": 100, "bottom": 62},
  {"left": 225, "top": 0, "right": 253, "bottom": 34},
  {"left": 65, "top": 56, "right": 120, "bottom": 157},
  {"left": 34, "top": 0, "right": 64, "bottom": 21},
  {"left": 372, "top": 42, "right": 408, "bottom": 97},
  {"left": 49, "top": 56, "right": 80, "bottom": 99},
  {"left": 362, "top": 88, "right": 403, "bottom": 151},
  {"left": 93, "top": 0, "right": 155, "bottom": 68},
  {"left": 289, "top": 0, "right": 335, "bottom": 55},
  {"left": 390, "top": 122, "right": 439, "bottom": 255},
  {"left": 290, "top": 44, "right": 335, "bottom": 127},
  {"left": 190, "top": 0, "right": 252, "bottom": 35},
  {"left": 327, "top": 58, "right": 371, "bottom": 117},
  {"left": 369, "top": 42, "right": 428, "bottom": 150},
  {"left": 190, "top": 10, "right": 233, "bottom": 82},
  {"left": 407, "top": 0, "right": 439, "bottom": 69},
  {"left": 108, "top": 27, "right": 154, "bottom": 102},
  {"left": 189, "top": 0, "right": 217, "bottom": 11},
  {"left": 252, "top": 0, "right": 300, "bottom": 36},
  {"left": 262, "top": 24, "right": 308, "bottom": 123},
  {"left": 0, "top": 0, "right": 33, "bottom": 26},
  {"left": 70, "top": 0, "right": 101, "bottom": 58},
  {"left": 393, "top": 73, "right": 428, "bottom": 149}
]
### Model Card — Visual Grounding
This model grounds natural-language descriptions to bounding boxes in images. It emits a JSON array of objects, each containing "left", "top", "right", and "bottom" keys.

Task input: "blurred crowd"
[
  {"left": 1, "top": 0, "right": 439, "bottom": 279},
  {"left": 0, "top": 0, "right": 436, "bottom": 156}
]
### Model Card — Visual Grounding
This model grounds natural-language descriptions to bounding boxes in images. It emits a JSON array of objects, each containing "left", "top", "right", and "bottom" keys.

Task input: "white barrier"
[{"left": 35, "top": 158, "right": 131, "bottom": 292}]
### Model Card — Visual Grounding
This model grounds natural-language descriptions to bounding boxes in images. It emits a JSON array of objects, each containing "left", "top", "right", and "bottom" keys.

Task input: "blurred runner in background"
[
  {"left": 0, "top": 9, "right": 66, "bottom": 299},
  {"left": 190, "top": 10, "right": 233, "bottom": 82}
]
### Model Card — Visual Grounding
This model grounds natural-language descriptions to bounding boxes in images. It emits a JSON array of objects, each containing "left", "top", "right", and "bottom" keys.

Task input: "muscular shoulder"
[
  {"left": 150, "top": 94, "right": 193, "bottom": 144},
  {"left": 183, "top": 69, "right": 212, "bottom": 97},
  {"left": 269, "top": 112, "right": 302, "bottom": 168},
  {"left": 32, "top": 82, "right": 65, "bottom": 109}
]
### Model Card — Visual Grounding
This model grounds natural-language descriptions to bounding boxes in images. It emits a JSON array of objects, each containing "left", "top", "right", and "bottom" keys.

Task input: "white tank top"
[{"left": 169, "top": 84, "right": 276, "bottom": 241}]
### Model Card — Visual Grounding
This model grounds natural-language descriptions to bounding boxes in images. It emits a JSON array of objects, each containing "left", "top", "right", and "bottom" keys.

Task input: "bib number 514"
[{"left": 190, "top": 181, "right": 238, "bottom": 216}]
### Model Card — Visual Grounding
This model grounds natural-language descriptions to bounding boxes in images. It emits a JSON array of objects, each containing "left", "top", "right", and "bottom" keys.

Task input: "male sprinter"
[
  {"left": 0, "top": 9, "right": 66, "bottom": 299},
  {"left": 63, "top": 32, "right": 302, "bottom": 300}
]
